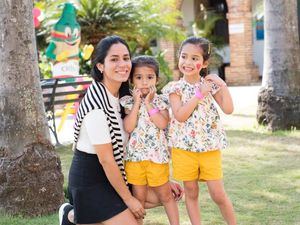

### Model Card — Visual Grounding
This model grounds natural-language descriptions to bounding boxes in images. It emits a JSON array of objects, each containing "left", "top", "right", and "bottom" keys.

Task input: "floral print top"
[
  {"left": 120, "top": 95, "right": 170, "bottom": 163},
  {"left": 161, "top": 78, "right": 227, "bottom": 153}
]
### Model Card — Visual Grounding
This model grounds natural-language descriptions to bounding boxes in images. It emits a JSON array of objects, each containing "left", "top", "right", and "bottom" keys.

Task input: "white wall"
[
  {"left": 181, "top": 0, "right": 195, "bottom": 35},
  {"left": 252, "top": 0, "right": 264, "bottom": 77}
]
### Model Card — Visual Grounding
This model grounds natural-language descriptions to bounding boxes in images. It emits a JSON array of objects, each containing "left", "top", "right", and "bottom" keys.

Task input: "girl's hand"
[
  {"left": 145, "top": 85, "right": 156, "bottom": 105},
  {"left": 125, "top": 196, "right": 146, "bottom": 219},
  {"left": 132, "top": 86, "right": 142, "bottom": 104},
  {"left": 205, "top": 74, "right": 227, "bottom": 87},
  {"left": 196, "top": 81, "right": 212, "bottom": 97}
]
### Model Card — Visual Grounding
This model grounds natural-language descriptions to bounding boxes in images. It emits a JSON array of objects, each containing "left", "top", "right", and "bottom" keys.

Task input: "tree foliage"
[
  {"left": 193, "top": 9, "right": 225, "bottom": 47},
  {"left": 35, "top": 0, "right": 184, "bottom": 50},
  {"left": 34, "top": 0, "right": 185, "bottom": 78},
  {"left": 192, "top": 9, "right": 226, "bottom": 70},
  {"left": 77, "top": 0, "right": 141, "bottom": 44}
]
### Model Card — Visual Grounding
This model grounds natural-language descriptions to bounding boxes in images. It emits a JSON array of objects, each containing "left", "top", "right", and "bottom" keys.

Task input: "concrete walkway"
[
  {"left": 221, "top": 85, "right": 261, "bottom": 129},
  {"left": 50, "top": 85, "right": 262, "bottom": 145}
]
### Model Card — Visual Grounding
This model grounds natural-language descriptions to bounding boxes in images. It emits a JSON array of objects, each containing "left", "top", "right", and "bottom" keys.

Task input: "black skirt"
[{"left": 68, "top": 149, "right": 127, "bottom": 224}]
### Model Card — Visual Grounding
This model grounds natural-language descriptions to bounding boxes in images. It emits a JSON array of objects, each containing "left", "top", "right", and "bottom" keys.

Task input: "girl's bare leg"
[
  {"left": 132, "top": 185, "right": 147, "bottom": 225},
  {"left": 206, "top": 180, "right": 236, "bottom": 225},
  {"left": 184, "top": 180, "right": 201, "bottom": 225},
  {"left": 152, "top": 182, "right": 180, "bottom": 225}
]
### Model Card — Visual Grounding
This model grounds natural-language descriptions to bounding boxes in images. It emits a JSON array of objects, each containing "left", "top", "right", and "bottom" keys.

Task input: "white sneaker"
[{"left": 58, "top": 203, "right": 74, "bottom": 225}]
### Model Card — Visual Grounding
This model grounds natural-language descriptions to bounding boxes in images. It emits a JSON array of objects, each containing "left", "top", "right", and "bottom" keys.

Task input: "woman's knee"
[
  {"left": 68, "top": 209, "right": 74, "bottom": 223},
  {"left": 145, "top": 187, "right": 161, "bottom": 209},
  {"left": 156, "top": 188, "right": 173, "bottom": 203}
]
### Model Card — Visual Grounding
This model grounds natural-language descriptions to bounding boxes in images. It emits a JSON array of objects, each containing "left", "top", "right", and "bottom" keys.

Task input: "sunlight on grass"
[
  {"left": 253, "top": 190, "right": 288, "bottom": 201},
  {"left": 1, "top": 125, "right": 299, "bottom": 225}
]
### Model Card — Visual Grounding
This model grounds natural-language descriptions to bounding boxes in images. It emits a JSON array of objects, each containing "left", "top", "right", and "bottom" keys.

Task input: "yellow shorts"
[
  {"left": 172, "top": 148, "right": 223, "bottom": 181},
  {"left": 125, "top": 161, "right": 169, "bottom": 187}
]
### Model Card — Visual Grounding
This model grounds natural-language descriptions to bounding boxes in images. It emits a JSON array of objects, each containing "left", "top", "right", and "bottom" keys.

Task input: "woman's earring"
[{"left": 96, "top": 63, "right": 103, "bottom": 73}]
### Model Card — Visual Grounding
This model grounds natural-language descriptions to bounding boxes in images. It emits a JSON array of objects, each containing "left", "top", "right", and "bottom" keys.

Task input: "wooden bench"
[{"left": 41, "top": 76, "right": 92, "bottom": 145}]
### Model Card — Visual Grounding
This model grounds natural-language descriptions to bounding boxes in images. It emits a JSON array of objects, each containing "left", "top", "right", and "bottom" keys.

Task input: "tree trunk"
[
  {"left": 257, "top": 0, "right": 300, "bottom": 130},
  {"left": 0, "top": 0, "right": 64, "bottom": 216}
]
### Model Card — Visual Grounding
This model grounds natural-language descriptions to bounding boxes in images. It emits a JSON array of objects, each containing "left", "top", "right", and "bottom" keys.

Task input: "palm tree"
[
  {"left": 35, "top": 0, "right": 185, "bottom": 78},
  {"left": 35, "top": 0, "right": 141, "bottom": 47},
  {"left": 257, "top": 0, "right": 300, "bottom": 130},
  {"left": 36, "top": 0, "right": 183, "bottom": 47},
  {"left": 77, "top": 0, "right": 141, "bottom": 45},
  {"left": 0, "top": 0, "right": 64, "bottom": 216},
  {"left": 77, "top": 0, "right": 184, "bottom": 49}
]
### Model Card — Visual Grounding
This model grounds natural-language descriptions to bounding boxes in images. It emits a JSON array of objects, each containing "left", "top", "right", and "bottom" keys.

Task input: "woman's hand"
[
  {"left": 125, "top": 196, "right": 146, "bottom": 219},
  {"left": 169, "top": 181, "right": 184, "bottom": 201},
  {"left": 145, "top": 85, "right": 156, "bottom": 105},
  {"left": 205, "top": 74, "right": 227, "bottom": 87}
]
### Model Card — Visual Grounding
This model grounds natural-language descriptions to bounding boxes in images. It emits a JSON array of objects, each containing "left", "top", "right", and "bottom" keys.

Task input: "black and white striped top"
[{"left": 73, "top": 81, "right": 127, "bottom": 183}]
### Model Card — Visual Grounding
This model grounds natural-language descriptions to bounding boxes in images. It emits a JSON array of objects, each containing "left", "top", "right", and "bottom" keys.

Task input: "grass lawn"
[
  {"left": 1, "top": 126, "right": 299, "bottom": 225},
  {"left": 144, "top": 128, "right": 300, "bottom": 225},
  {"left": 1, "top": 88, "right": 300, "bottom": 224}
]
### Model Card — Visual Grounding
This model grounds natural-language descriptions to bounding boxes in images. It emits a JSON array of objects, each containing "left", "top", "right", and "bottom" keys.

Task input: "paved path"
[
  {"left": 50, "top": 85, "right": 262, "bottom": 145},
  {"left": 221, "top": 85, "right": 261, "bottom": 129}
]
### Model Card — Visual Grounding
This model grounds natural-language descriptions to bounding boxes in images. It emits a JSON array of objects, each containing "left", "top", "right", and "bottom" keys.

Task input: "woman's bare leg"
[
  {"left": 144, "top": 186, "right": 161, "bottom": 209},
  {"left": 68, "top": 209, "right": 74, "bottom": 223},
  {"left": 76, "top": 209, "right": 138, "bottom": 225},
  {"left": 144, "top": 181, "right": 184, "bottom": 209}
]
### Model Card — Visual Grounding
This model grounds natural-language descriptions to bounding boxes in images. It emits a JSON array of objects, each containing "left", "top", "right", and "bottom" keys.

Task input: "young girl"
[
  {"left": 162, "top": 36, "right": 236, "bottom": 225},
  {"left": 120, "top": 55, "right": 180, "bottom": 225}
]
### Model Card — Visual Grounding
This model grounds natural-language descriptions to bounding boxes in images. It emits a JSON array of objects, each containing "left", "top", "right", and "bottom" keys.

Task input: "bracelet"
[
  {"left": 195, "top": 90, "right": 204, "bottom": 100},
  {"left": 148, "top": 108, "right": 159, "bottom": 116}
]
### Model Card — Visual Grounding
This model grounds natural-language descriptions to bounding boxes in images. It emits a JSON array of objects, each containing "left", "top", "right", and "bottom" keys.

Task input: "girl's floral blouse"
[
  {"left": 161, "top": 78, "right": 228, "bottom": 153},
  {"left": 120, "top": 94, "right": 170, "bottom": 163}
]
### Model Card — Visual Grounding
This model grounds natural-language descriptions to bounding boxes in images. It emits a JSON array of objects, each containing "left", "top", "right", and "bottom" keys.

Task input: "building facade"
[{"left": 160, "top": 0, "right": 265, "bottom": 85}]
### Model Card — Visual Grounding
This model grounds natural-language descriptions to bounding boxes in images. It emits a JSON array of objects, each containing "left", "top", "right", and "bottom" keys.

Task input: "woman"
[{"left": 59, "top": 35, "right": 183, "bottom": 225}]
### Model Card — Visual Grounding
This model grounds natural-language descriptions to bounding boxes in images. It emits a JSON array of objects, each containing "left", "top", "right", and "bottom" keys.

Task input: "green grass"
[
  {"left": 143, "top": 128, "right": 300, "bottom": 225},
  {"left": 1, "top": 127, "right": 299, "bottom": 225},
  {"left": 1, "top": 120, "right": 300, "bottom": 224}
]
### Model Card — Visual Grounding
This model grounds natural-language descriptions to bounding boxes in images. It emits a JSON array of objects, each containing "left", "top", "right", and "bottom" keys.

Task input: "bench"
[{"left": 41, "top": 76, "right": 92, "bottom": 145}]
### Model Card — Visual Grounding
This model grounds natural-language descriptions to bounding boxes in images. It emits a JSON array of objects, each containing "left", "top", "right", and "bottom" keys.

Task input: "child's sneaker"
[{"left": 58, "top": 203, "right": 74, "bottom": 225}]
